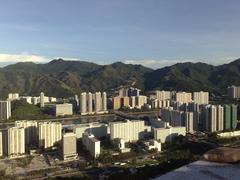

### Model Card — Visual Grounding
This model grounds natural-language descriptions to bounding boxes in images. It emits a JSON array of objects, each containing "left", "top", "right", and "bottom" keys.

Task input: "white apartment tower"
[
  {"left": 87, "top": 92, "right": 93, "bottom": 113},
  {"left": 110, "top": 120, "right": 145, "bottom": 142},
  {"left": 176, "top": 92, "right": 192, "bottom": 103},
  {"left": 15, "top": 120, "right": 38, "bottom": 146},
  {"left": 40, "top": 92, "right": 45, "bottom": 107},
  {"left": 80, "top": 92, "right": 87, "bottom": 115},
  {"left": 38, "top": 122, "right": 62, "bottom": 149},
  {"left": 0, "top": 100, "right": 11, "bottom": 120},
  {"left": 193, "top": 91, "right": 209, "bottom": 104},
  {"left": 94, "top": 92, "right": 102, "bottom": 113},
  {"left": 8, "top": 127, "right": 25, "bottom": 157},
  {"left": 102, "top": 92, "right": 107, "bottom": 111}
]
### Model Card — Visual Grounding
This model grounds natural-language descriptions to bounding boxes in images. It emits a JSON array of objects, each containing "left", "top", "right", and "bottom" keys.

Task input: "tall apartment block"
[
  {"left": 80, "top": 92, "right": 87, "bottom": 115},
  {"left": 0, "top": 130, "right": 8, "bottom": 157},
  {"left": 0, "top": 100, "right": 11, "bottom": 120},
  {"left": 227, "top": 85, "right": 240, "bottom": 99},
  {"left": 176, "top": 92, "right": 192, "bottom": 103},
  {"left": 224, "top": 104, "right": 238, "bottom": 130},
  {"left": 8, "top": 127, "right": 25, "bottom": 157},
  {"left": 110, "top": 120, "right": 145, "bottom": 142},
  {"left": 80, "top": 92, "right": 108, "bottom": 115},
  {"left": 113, "top": 96, "right": 121, "bottom": 110},
  {"left": 62, "top": 132, "right": 77, "bottom": 160},
  {"left": 82, "top": 132, "right": 100, "bottom": 158},
  {"left": 193, "top": 91, "right": 209, "bottom": 104},
  {"left": 38, "top": 122, "right": 62, "bottom": 149},
  {"left": 15, "top": 120, "right": 38, "bottom": 146},
  {"left": 40, "top": 92, "right": 45, "bottom": 107},
  {"left": 155, "top": 90, "right": 171, "bottom": 101},
  {"left": 8, "top": 93, "right": 19, "bottom": 101}
]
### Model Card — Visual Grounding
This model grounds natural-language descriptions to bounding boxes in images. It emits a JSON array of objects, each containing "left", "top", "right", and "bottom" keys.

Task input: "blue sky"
[{"left": 0, "top": 0, "right": 240, "bottom": 68}]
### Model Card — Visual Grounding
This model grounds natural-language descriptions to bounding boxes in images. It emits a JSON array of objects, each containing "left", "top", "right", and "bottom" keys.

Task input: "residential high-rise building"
[
  {"left": 121, "top": 96, "right": 130, "bottom": 107},
  {"left": 102, "top": 92, "right": 107, "bottom": 111},
  {"left": 54, "top": 103, "right": 73, "bottom": 116},
  {"left": 0, "top": 130, "right": 8, "bottom": 157},
  {"left": 8, "top": 127, "right": 25, "bottom": 157},
  {"left": 130, "top": 96, "right": 136, "bottom": 108},
  {"left": 82, "top": 132, "right": 100, "bottom": 158},
  {"left": 40, "top": 92, "right": 45, "bottom": 107},
  {"left": 94, "top": 92, "right": 102, "bottom": 113},
  {"left": 217, "top": 105, "right": 224, "bottom": 131},
  {"left": 62, "top": 132, "right": 77, "bottom": 160},
  {"left": 155, "top": 90, "right": 171, "bottom": 101},
  {"left": 113, "top": 96, "right": 121, "bottom": 110},
  {"left": 227, "top": 85, "right": 240, "bottom": 99},
  {"left": 15, "top": 120, "right": 38, "bottom": 146},
  {"left": 87, "top": 92, "right": 93, "bottom": 113},
  {"left": 193, "top": 91, "right": 209, "bottom": 104},
  {"left": 136, "top": 95, "right": 147, "bottom": 108},
  {"left": 8, "top": 93, "right": 19, "bottom": 101},
  {"left": 176, "top": 92, "right": 192, "bottom": 103},
  {"left": 38, "top": 122, "right": 62, "bottom": 149},
  {"left": 0, "top": 100, "right": 11, "bottom": 120},
  {"left": 80, "top": 92, "right": 87, "bottom": 115},
  {"left": 110, "top": 120, "right": 145, "bottom": 142},
  {"left": 224, "top": 104, "right": 238, "bottom": 130}
]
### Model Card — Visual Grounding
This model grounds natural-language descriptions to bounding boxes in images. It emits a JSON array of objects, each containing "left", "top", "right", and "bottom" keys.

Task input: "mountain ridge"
[{"left": 0, "top": 58, "right": 240, "bottom": 98}]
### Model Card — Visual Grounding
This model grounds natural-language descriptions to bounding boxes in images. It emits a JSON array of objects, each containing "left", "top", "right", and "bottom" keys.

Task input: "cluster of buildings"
[
  {"left": 79, "top": 92, "right": 108, "bottom": 115},
  {"left": 112, "top": 87, "right": 147, "bottom": 110},
  {"left": 228, "top": 85, "right": 240, "bottom": 99}
]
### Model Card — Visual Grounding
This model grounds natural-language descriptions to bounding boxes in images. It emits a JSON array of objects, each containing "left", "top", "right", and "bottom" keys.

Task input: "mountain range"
[{"left": 0, "top": 58, "right": 240, "bottom": 98}]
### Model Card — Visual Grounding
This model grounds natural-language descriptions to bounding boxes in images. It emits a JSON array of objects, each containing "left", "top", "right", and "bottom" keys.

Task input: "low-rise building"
[{"left": 54, "top": 103, "right": 73, "bottom": 116}]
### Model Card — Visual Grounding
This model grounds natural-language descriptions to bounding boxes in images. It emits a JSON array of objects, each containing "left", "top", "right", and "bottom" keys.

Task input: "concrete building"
[
  {"left": 15, "top": 120, "right": 38, "bottom": 146},
  {"left": 136, "top": 95, "right": 147, "bottom": 108},
  {"left": 94, "top": 92, "right": 102, "bottom": 113},
  {"left": 87, "top": 92, "right": 93, "bottom": 113},
  {"left": 0, "top": 100, "right": 11, "bottom": 120},
  {"left": 82, "top": 132, "right": 100, "bottom": 158},
  {"left": 153, "top": 126, "right": 186, "bottom": 143},
  {"left": 0, "top": 130, "right": 8, "bottom": 157},
  {"left": 176, "top": 92, "right": 192, "bottom": 103},
  {"left": 40, "top": 92, "right": 45, "bottom": 108},
  {"left": 121, "top": 96, "right": 130, "bottom": 107},
  {"left": 102, "top": 92, "right": 107, "bottom": 111},
  {"left": 54, "top": 103, "right": 73, "bottom": 116},
  {"left": 193, "top": 91, "right": 209, "bottom": 104},
  {"left": 62, "top": 132, "right": 77, "bottom": 161},
  {"left": 8, "top": 127, "right": 25, "bottom": 157},
  {"left": 144, "top": 140, "right": 161, "bottom": 152},
  {"left": 227, "top": 85, "right": 240, "bottom": 99},
  {"left": 80, "top": 92, "right": 87, "bottom": 115},
  {"left": 130, "top": 96, "right": 136, "bottom": 108},
  {"left": 224, "top": 104, "right": 238, "bottom": 130},
  {"left": 72, "top": 123, "right": 108, "bottom": 139},
  {"left": 155, "top": 90, "right": 171, "bottom": 101},
  {"left": 38, "top": 122, "right": 62, "bottom": 149},
  {"left": 8, "top": 93, "right": 19, "bottom": 101},
  {"left": 113, "top": 96, "right": 121, "bottom": 110},
  {"left": 110, "top": 120, "right": 145, "bottom": 142}
]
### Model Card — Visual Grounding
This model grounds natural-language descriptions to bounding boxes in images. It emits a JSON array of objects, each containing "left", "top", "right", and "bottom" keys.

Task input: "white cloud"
[
  {"left": 0, "top": 53, "right": 49, "bottom": 63},
  {"left": 124, "top": 57, "right": 240, "bottom": 69},
  {"left": 124, "top": 59, "right": 195, "bottom": 69}
]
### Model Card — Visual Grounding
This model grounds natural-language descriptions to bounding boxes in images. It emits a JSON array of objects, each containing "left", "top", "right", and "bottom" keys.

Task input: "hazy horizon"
[{"left": 0, "top": 0, "right": 240, "bottom": 68}]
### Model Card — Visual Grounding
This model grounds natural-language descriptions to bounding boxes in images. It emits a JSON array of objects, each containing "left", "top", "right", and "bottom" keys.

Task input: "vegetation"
[
  {"left": 1, "top": 58, "right": 240, "bottom": 98},
  {"left": 15, "top": 155, "right": 34, "bottom": 168},
  {"left": 11, "top": 100, "right": 53, "bottom": 120}
]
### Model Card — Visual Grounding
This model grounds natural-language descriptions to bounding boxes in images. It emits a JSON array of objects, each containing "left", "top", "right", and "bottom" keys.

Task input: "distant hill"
[{"left": 1, "top": 58, "right": 240, "bottom": 98}]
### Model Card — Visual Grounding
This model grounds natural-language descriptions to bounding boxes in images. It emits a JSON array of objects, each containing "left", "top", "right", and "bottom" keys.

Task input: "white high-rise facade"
[
  {"left": 0, "top": 100, "right": 11, "bottom": 120},
  {"left": 40, "top": 92, "right": 45, "bottom": 107},
  {"left": 155, "top": 91, "right": 171, "bottom": 101},
  {"left": 8, "top": 127, "right": 25, "bottom": 157},
  {"left": 176, "top": 92, "right": 192, "bottom": 103},
  {"left": 80, "top": 92, "right": 87, "bottom": 115},
  {"left": 102, "top": 92, "right": 107, "bottom": 111},
  {"left": 94, "top": 92, "right": 102, "bottom": 113},
  {"left": 110, "top": 120, "right": 145, "bottom": 142},
  {"left": 15, "top": 120, "right": 38, "bottom": 146},
  {"left": 87, "top": 92, "right": 93, "bottom": 113},
  {"left": 193, "top": 91, "right": 209, "bottom": 104},
  {"left": 38, "top": 122, "right": 62, "bottom": 149}
]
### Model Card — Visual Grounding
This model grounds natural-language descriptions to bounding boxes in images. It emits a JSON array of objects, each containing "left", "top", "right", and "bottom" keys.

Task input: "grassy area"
[
  {"left": 11, "top": 100, "right": 53, "bottom": 120},
  {"left": 15, "top": 155, "right": 34, "bottom": 168}
]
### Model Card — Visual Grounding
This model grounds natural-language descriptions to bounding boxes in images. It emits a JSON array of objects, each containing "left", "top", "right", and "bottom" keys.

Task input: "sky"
[{"left": 0, "top": 0, "right": 240, "bottom": 69}]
